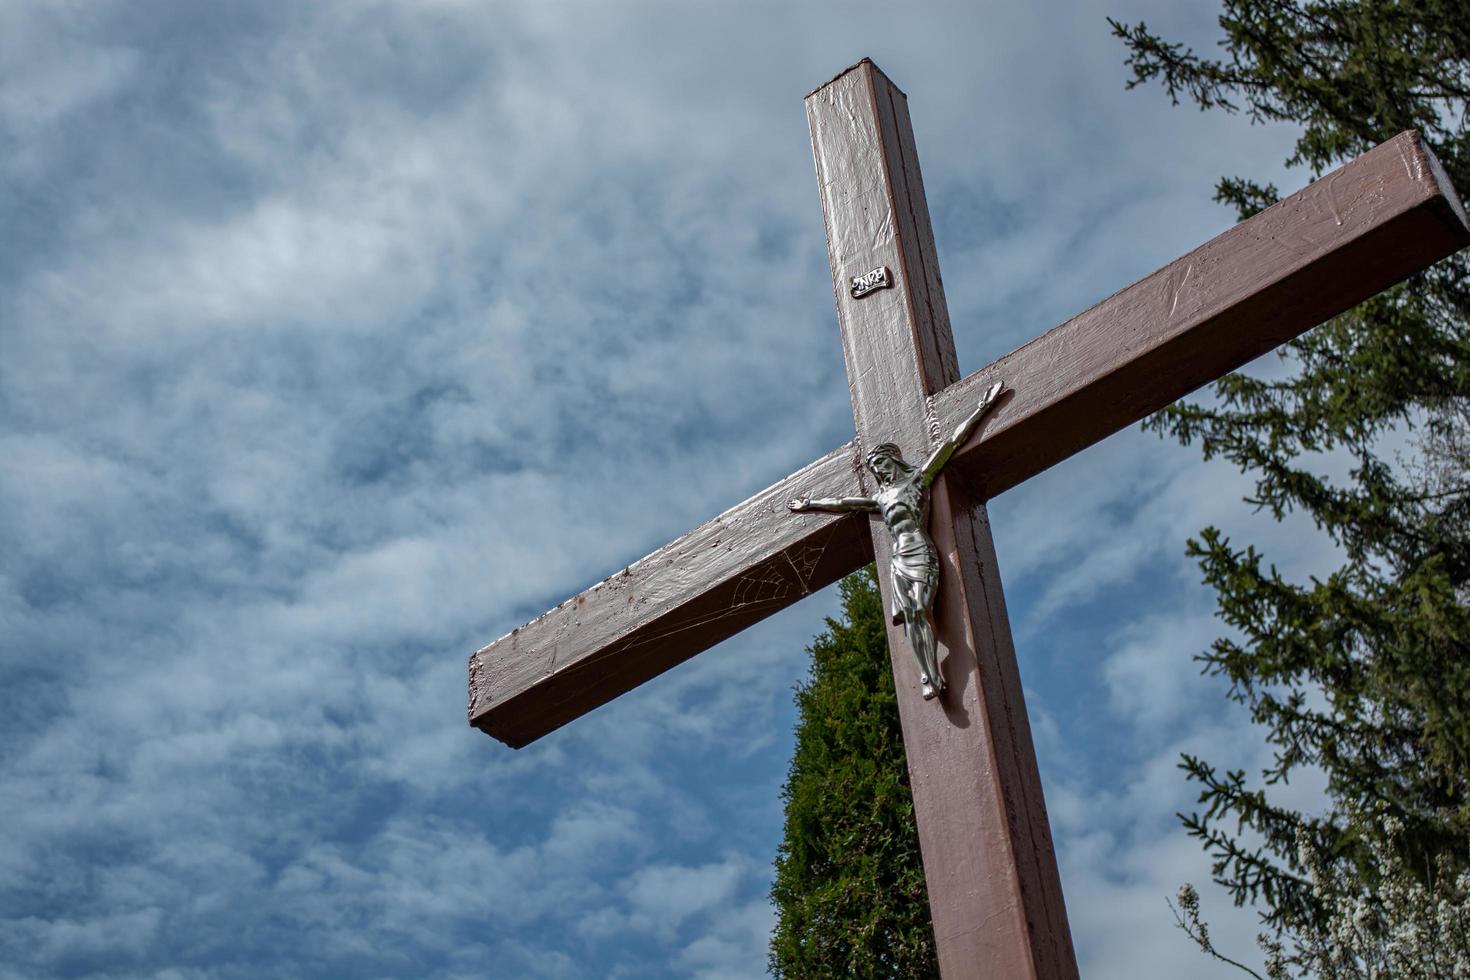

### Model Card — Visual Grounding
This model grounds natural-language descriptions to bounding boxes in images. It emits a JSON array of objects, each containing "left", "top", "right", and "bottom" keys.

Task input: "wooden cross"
[{"left": 468, "top": 60, "right": 1469, "bottom": 977}]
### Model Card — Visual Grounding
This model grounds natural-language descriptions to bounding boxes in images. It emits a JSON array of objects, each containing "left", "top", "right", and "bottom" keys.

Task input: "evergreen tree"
[
  {"left": 1109, "top": 0, "right": 1470, "bottom": 963},
  {"left": 769, "top": 567, "right": 937, "bottom": 978}
]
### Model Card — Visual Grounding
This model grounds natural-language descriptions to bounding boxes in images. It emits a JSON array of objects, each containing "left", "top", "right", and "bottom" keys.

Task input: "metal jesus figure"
[{"left": 789, "top": 381, "right": 1005, "bottom": 700}]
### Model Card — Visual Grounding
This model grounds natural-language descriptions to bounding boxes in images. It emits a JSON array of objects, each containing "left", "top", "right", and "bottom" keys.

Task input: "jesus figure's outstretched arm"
[
  {"left": 921, "top": 381, "right": 1005, "bottom": 488},
  {"left": 788, "top": 495, "right": 877, "bottom": 513}
]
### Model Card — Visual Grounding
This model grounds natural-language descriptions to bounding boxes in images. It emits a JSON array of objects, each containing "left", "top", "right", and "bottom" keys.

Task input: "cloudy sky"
[{"left": 0, "top": 1, "right": 1356, "bottom": 977}]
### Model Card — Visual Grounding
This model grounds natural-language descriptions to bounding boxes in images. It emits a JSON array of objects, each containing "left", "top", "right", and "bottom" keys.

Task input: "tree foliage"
[
  {"left": 769, "top": 567, "right": 937, "bottom": 978},
  {"left": 1172, "top": 819, "right": 1470, "bottom": 978},
  {"left": 1110, "top": 0, "right": 1470, "bottom": 964}
]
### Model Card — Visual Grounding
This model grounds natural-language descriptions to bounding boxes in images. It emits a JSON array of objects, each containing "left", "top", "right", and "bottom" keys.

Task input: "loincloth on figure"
[{"left": 889, "top": 530, "right": 939, "bottom": 625}]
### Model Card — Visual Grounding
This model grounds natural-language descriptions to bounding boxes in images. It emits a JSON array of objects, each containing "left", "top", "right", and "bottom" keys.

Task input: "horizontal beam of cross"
[{"left": 470, "top": 130, "right": 1468, "bottom": 748}]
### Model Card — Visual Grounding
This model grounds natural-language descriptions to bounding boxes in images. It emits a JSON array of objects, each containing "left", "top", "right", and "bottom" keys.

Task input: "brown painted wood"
[
  {"left": 808, "top": 59, "right": 1077, "bottom": 978},
  {"left": 469, "top": 442, "right": 872, "bottom": 747},
  {"left": 933, "top": 129, "right": 1470, "bottom": 498},
  {"left": 470, "top": 122, "right": 1467, "bottom": 751}
]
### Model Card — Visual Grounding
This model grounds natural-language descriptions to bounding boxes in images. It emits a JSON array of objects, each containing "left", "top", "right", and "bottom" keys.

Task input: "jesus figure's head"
[{"left": 865, "top": 442, "right": 914, "bottom": 485}]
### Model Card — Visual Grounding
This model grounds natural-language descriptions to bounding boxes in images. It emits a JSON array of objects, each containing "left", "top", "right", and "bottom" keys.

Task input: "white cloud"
[
  {"left": 1042, "top": 706, "right": 1293, "bottom": 979},
  {"left": 675, "top": 900, "right": 776, "bottom": 980},
  {"left": 8, "top": 907, "right": 163, "bottom": 964},
  {"left": 623, "top": 856, "right": 747, "bottom": 940},
  {"left": 0, "top": 3, "right": 141, "bottom": 183},
  {"left": 1104, "top": 608, "right": 1226, "bottom": 736}
]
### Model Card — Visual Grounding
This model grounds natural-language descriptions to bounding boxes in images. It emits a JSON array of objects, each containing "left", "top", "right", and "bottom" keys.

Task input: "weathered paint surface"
[
  {"left": 470, "top": 442, "right": 872, "bottom": 747},
  {"left": 809, "top": 60, "right": 1076, "bottom": 979},
  {"left": 933, "top": 129, "right": 1470, "bottom": 499},
  {"left": 470, "top": 116, "right": 1466, "bottom": 752}
]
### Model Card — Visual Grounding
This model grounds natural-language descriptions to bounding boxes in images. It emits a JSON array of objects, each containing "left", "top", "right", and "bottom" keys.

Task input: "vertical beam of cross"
[{"left": 807, "top": 61, "right": 1078, "bottom": 977}]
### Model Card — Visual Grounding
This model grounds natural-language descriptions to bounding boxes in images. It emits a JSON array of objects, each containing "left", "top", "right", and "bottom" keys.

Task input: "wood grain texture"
[
  {"left": 809, "top": 59, "right": 1078, "bottom": 979},
  {"left": 470, "top": 114, "right": 1468, "bottom": 749},
  {"left": 468, "top": 442, "right": 872, "bottom": 747},
  {"left": 933, "top": 130, "right": 1470, "bottom": 498}
]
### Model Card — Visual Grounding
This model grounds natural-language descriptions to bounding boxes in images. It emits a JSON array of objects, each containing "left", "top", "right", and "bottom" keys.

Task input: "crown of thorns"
[{"left": 865, "top": 442, "right": 906, "bottom": 468}]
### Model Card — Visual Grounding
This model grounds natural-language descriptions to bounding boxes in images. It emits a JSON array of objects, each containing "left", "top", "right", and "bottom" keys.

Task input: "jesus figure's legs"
[
  {"left": 904, "top": 611, "right": 940, "bottom": 699},
  {"left": 898, "top": 579, "right": 943, "bottom": 700}
]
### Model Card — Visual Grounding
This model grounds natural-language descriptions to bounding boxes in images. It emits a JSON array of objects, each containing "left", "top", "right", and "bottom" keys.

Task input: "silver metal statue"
[{"left": 789, "top": 382, "right": 1005, "bottom": 700}]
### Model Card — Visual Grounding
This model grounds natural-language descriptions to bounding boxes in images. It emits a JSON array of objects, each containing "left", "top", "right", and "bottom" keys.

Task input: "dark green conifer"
[
  {"left": 1111, "top": 0, "right": 1470, "bottom": 933},
  {"left": 769, "top": 567, "right": 937, "bottom": 978}
]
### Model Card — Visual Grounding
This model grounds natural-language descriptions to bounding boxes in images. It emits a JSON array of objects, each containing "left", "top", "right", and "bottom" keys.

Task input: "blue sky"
[{"left": 0, "top": 1, "right": 1353, "bottom": 977}]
